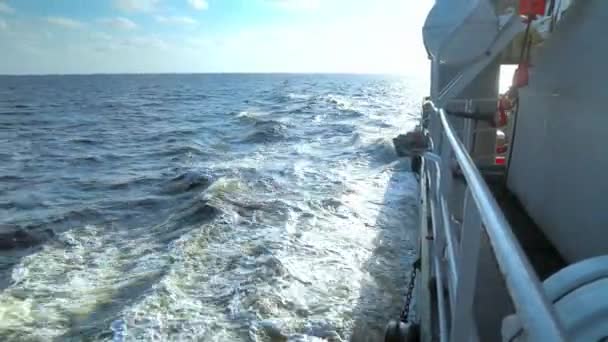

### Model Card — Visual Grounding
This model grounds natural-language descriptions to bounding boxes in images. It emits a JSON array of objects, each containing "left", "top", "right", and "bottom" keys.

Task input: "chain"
[{"left": 400, "top": 258, "right": 420, "bottom": 323}]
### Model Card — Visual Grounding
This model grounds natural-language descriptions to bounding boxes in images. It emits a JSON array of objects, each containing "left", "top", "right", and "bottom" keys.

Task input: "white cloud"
[
  {"left": 114, "top": 0, "right": 159, "bottom": 12},
  {"left": 187, "top": 0, "right": 208, "bottom": 11},
  {"left": 0, "top": 19, "right": 6, "bottom": 30},
  {"left": 122, "top": 36, "right": 168, "bottom": 50},
  {"left": 1, "top": 0, "right": 432, "bottom": 75},
  {"left": 47, "top": 16, "right": 85, "bottom": 29},
  {"left": 91, "top": 32, "right": 113, "bottom": 42},
  {"left": 99, "top": 17, "right": 137, "bottom": 30},
  {"left": 155, "top": 15, "right": 197, "bottom": 26},
  {"left": 0, "top": 2, "right": 15, "bottom": 14},
  {"left": 266, "top": 0, "right": 320, "bottom": 10}
]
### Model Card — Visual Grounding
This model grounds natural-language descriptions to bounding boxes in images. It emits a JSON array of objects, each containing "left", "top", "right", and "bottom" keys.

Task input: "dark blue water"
[{"left": 0, "top": 74, "right": 423, "bottom": 341}]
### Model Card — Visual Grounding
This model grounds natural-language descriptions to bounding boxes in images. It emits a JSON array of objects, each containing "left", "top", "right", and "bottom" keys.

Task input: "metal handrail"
[{"left": 427, "top": 101, "right": 566, "bottom": 341}]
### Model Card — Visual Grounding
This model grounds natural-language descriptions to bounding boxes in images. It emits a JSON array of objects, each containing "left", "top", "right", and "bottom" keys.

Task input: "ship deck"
[{"left": 448, "top": 167, "right": 566, "bottom": 341}]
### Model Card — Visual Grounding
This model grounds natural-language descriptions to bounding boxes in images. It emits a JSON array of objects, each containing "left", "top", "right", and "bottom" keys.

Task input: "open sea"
[{"left": 0, "top": 74, "right": 424, "bottom": 341}]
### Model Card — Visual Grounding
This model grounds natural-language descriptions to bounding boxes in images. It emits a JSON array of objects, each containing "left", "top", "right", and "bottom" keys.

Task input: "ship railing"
[
  {"left": 422, "top": 101, "right": 566, "bottom": 341},
  {"left": 421, "top": 97, "right": 509, "bottom": 160}
]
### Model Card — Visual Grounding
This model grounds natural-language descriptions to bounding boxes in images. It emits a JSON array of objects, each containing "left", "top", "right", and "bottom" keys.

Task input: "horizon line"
[{"left": 0, "top": 71, "right": 416, "bottom": 77}]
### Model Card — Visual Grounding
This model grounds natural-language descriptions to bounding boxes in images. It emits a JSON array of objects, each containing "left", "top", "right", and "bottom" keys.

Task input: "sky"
[{"left": 0, "top": 0, "right": 433, "bottom": 75}]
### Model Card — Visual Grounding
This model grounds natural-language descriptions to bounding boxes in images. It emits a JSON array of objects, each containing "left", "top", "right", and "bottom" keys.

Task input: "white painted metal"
[
  {"left": 437, "top": 104, "right": 565, "bottom": 341},
  {"left": 433, "top": 247, "right": 450, "bottom": 342},
  {"left": 422, "top": 102, "right": 567, "bottom": 341},
  {"left": 450, "top": 189, "right": 482, "bottom": 342},
  {"left": 462, "top": 119, "right": 474, "bottom": 153},
  {"left": 436, "top": 13, "right": 524, "bottom": 107},
  {"left": 439, "top": 138, "right": 458, "bottom": 298},
  {"left": 461, "top": 99, "right": 475, "bottom": 153},
  {"left": 417, "top": 160, "right": 433, "bottom": 342},
  {"left": 506, "top": 0, "right": 608, "bottom": 263},
  {"left": 503, "top": 255, "right": 608, "bottom": 341},
  {"left": 425, "top": 152, "right": 459, "bottom": 297},
  {"left": 430, "top": 60, "right": 441, "bottom": 102},
  {"left": 426, "top": 165, "right": 449, "bottom": 342},
  {"left": 423, "top": 0, "right": 498, "bottom": 65}
]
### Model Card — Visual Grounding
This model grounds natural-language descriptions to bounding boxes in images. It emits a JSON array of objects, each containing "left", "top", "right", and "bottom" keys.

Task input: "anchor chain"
[
  {"left": 385, "top": 258, "right": 422, "bottom": 342},
  {"left": 400, "top": 258, "right": 420, "bottom": 323}
]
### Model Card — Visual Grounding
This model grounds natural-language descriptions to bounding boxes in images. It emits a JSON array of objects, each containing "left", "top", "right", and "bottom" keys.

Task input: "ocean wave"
[
  {"left": 0, "top": 111, "right": 34, "bottom": 116},
  {"left": 235, "top": 110, "right": 271, "bottom": 124},
  {"left": 242, "top": 120, "right": 289, "bottom": 143},
  {"left": 0, "top": 74, "right": 422, "bottom": 341},
  {"left": 158, "top": 128, "right": 198, "bottom": 137},
  {"left": 325, "top": 94, "right": 354, "bottom": 109},
  {"left": 200, "top": 176, "right": 245, "bottom": 202},
  {"left": 325, "top": 94, "right": 365, "bottom": 117},
  {"left": 249, "top": 318, "right": 345, "bottom": 341},
  {"left": 325, "top": 94, "right": 349, "bottom": 106},
  {"left": 360, "top": 138, "right": 398, "bottom": 164},
  {"left": 161, "top": 94, "right": 209, "bottom": 103},
  {"left": 69, "top": 138, "right": 97, "bottom": 145},
  {"left": 107, "top": 176, "right": 158, "bottom": 190},
  {"left": 270, "top": 92, "right": 311, "bottom": 104},
  {"left": 170, "top": 199, "right": 220, "bottom": 228},
  {"left": 25, "top": 208, "right": 104, "bottom": 231},
  {"left": 325, "top": 123, "right": 355, "bottom": 135},
  {"left": 1, "top": 193, "right": 49, "bottom": 210},
  {"left": 253, "top": 119, "right": 290, "bottom": 129},
  {"left": 145, "top": 199, "right": 222, "bottom": 248},
  {"left": 162, "top": 170, "right": 214, "bottom": 194},
  {"left": 339, "top": 108, "right": 364, "bottom": 117},
  {"left": 0, "top": 226, "right": 169, "bottom": 341},
  {"left": 69, "top": 155, "right": 103, "bottom": 164},
  {"left": 0, "top": 175, "right": 24, "bottom": 183},
  {"left": 0, "top": 224, "right": 54, "bottom": 250},
  {"left": 367, "top": 119, "right": 393, "bottom": 128},
  {"left": 349, "top": 132, "right": 362, "bottom": 144},
  {"left": 141, "top": 101, "right": 164, "bottom": 108},
  {"left": 149, "top": 144, "right": 208, "bottom": 158},
  {"left": 284, "top": 102, "right": 314, "bottom": 115},
  {"left": 103, "top": 196, "right": 165, "bottom": 211},
  {"left": 287, "top": 93, "right": 312, "bottom": 101}
]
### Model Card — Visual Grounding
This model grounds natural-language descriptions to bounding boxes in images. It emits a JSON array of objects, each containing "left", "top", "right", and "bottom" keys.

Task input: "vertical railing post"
[
  {"left": 463, "top": 118, "right": 474, "bottom": 154},
  {"left": 426, "top": 166, "right": 448, "bottom": 342},
  {"left": 429, "top": 105, "right": 441, "bottom": 155},
  {"left": 439, "top": 126, "right": 458, "bottom": 300},
  {"left": 440, "top": 131, "right": 453, "bottom": 195},
  {"left": 439, "top": 113, "right": 454, "bottom": 217},
  {"left": 450, "top": 188, "right": 482, "bottom": 342},
  {"left": 463, "top": 99, "right": 474, "bottom": 154}
]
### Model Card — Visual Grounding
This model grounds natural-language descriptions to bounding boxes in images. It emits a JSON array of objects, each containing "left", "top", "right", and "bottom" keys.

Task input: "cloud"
[
  {"left": 188, "top": 0, "right": 209, "bottom": 11},
  {"left": 187, "top": 0, "right": 208, "bottom": 10},
  {"left": 0, "top": 2, "right": 15, "bottom": 14},
  {"left": 114, "top": 0, "right": 159, "bottom": 12},
  {"left": 47, "top": 16, "right": 85, "bottom": 29},
  {"left": 0, "top": 19, "right": 6, "bottom": 30},
  {"left": 1, "top": 0, "right": 432, "bottom": 75},
  {"left": 266, "top": 0, "right": 320, "bottom": 10},
  {"left": 155, "top": 15, "right": 197, "bottom": 26},
  {"left": 99, "top": 17, "right": 137, "bottom": 30},
  {"left": 122, "top": 36, "right": 168, "bottom": 50},
  {"left": 91, "top": 31, "right": 113, "bottom": 42}
]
